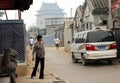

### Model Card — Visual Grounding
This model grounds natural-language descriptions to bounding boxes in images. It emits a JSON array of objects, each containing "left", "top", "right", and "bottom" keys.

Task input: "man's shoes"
[
  {"left": 39, "top": 77, "right": 44, "bottom": 79},
  {"left": 31, "top": 76, "right": 33, "bottom": 79}
]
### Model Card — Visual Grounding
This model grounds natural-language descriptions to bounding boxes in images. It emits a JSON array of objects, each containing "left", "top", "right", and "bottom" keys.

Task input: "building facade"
[
  {"left": 64, "top": 18, "right": 74, "bottom": 52},
  {"left": 74, "top": 5, "right": 83, "bottom": 32},
  {"left": 36, "top": 2, "right": 65, "bottom": 46},
  {"left": 74, "top": 0, "right": 109, "bottom": 32},
  {"left": 45, "top": 18, "right": 64, "bottom": 35},
  {"left": 110, "top": 0, "right": 120, "bottom": 58},
  {"left": 111, "top": 0, "right": 120, "bottom": 28},
  {"left": 36, "top": 2, "right": 64, "bottom": 29},
  {"left": 84, "top": 0, "right": 109, "bottom": 30}
]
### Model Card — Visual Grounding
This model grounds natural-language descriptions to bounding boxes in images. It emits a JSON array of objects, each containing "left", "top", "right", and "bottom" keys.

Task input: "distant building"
[
  {"left": 36, "top": 2, "right": 65, "bottom": 29},
  {"left": 45, "top": 18, "right": 64, "bottom": 34},
  {"left": 36, "top": 2, "right": 65, "bottom": 46}
]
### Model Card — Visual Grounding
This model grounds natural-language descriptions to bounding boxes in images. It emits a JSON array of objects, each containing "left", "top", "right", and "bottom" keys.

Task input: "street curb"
[{"left": 51, "top": 73, "right": 70, "bottom": 83}]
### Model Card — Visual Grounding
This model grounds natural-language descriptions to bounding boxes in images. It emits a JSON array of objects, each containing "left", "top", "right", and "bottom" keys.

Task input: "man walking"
[
  {"left": 29, "top": 37, "right": 34, "bottom": 50},
  {"left": 54, "top": 37, "right": 60, "bottom": 49},
  {"left": 31, "top": 35, "right": 45, "bottom": 79}
]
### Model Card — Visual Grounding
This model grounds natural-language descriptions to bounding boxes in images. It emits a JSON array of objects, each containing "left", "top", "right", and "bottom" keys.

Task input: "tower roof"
[{"left": 37, "top": 2, "right": 63, "bottom": 12}]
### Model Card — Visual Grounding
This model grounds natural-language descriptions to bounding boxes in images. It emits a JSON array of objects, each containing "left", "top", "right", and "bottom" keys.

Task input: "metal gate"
[{"left": 112, "top": 28, "right": 120, "bottom": 58}]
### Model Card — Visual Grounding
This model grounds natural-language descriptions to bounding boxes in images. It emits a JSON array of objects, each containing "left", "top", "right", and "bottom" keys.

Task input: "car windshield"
[{"left": 86, "top": 30, "right": 115, "bottom": 43}]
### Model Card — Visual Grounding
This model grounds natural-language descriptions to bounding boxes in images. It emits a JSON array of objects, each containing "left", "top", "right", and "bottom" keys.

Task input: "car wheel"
[
  {"left": 72, "top": 53, "right": 78, "bottom": 63},
  {"left": 81, "top": 56, "right": 87, "bottom": 66},
  {"left": 107, "top": 59, "right": 113, "bottom": 64}
]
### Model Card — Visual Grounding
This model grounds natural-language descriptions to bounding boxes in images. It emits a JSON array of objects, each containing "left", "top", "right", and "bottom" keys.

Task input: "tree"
[
  {"left": 28, "top": 25, "right": 39, "bottom": 33},
  {"left": 27, "top": 25, "right": 40, "bottom": 38},
  {"left": 0, "top": 11, "right": 4, "bottom": 17}
]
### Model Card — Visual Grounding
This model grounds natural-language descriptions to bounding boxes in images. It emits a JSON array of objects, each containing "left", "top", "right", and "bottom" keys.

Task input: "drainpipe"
[
  {"left": 70, "top": 8, "right": 72, "bottom": 17},
  {"left": 109, "top": 0, "right": 112, "bottom": 29}
]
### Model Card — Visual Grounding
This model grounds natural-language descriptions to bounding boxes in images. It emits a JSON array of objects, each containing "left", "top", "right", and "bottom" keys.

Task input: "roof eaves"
[{"left": 89, "top": 0, "right": 109, "bottom": 14}]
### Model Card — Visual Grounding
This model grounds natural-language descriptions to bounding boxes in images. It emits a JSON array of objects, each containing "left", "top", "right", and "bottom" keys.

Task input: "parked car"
[{"left": 70, "top": 29, "right": 117, "bottom": 66}]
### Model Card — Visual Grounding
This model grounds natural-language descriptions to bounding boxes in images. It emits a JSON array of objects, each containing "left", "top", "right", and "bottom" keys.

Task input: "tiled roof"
[
  {"left": 90, "top": 0, "right": 108, "bottom": 8},
  {"left": 87, "top": 0, "right": 109, "bottom": 14},
  {"left": 76, "top": 5, "right": 83, "bottom": 17},
  {"left": 37, "top": 2, "right": 63, "bottom": 12}
]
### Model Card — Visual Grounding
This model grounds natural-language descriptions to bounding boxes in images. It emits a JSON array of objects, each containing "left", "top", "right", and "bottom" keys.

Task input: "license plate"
[{"left": 98, "top": 45, "right": 106, "bottom": 50}]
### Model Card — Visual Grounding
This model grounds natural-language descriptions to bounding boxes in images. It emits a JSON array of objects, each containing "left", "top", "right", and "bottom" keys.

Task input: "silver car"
[{"left": 71, "top": 29, "right": 117, "bottom": 66}]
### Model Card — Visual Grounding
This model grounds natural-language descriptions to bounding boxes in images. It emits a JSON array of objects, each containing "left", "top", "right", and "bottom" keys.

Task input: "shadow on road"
[{"left": 74, "top": 59, "right": 120, "bottom": 67}]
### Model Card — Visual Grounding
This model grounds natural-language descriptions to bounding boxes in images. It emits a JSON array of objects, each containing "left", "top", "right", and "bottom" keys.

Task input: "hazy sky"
[{"left": 2, "top": 0, "right": 85, "bottom": 29}]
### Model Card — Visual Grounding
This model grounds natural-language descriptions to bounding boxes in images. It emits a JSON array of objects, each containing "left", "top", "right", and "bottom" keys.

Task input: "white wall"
[{"left": 64, "top": 20, "right": 73, "bottom": 52}]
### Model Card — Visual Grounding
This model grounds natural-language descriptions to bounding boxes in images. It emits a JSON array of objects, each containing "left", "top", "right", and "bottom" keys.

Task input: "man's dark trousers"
[{"left": 31, "top": 56, "right": 45, "bottom": 78}]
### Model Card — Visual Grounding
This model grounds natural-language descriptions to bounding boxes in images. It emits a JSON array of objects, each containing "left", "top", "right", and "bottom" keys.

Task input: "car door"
[
  {"left": 71, "top": 37, "right": 76, "bottom": 53},
  {"left": 71, "top": 34, "right": 83, "bottom": 59}
]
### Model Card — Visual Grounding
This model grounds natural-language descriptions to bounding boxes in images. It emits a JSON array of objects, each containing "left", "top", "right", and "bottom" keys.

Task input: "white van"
[{"left": 71, "top": 29, "right": 117, "bottom": 66}]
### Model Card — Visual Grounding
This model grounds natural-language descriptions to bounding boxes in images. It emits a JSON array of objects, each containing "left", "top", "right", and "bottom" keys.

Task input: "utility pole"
[
  {"left": 109, "top": 0, "right": 112, "bottom": 29},
  {"left": 70, "top": 8, "right": 72, "bottom": 17},
  {"left": 18, "top": 10, "right": 21, "bottom": 20},
  {"left": 4, "top": 10, "right": 8, "bottom": 20}
]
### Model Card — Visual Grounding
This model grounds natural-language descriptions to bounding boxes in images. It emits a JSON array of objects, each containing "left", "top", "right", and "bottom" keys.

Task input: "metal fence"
[
  {"left": 0, "top": 20, "right": 26, "bottom": 63},
  {"left": 43, "top": 34, "right": 55, "bottom": 47}
]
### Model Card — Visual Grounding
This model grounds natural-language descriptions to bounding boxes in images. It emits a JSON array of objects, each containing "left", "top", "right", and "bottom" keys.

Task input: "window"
[
  {"left": 45, "top": 19, "right": 53, "bottom": 25},
  {"left": 75, "top": 38, "right": 85, "bottom": 43},
  {"left": 40, "top": 21, "right": 43, "bottom": 25},
  {"left": 102, "top": 20, "right": 107, "bottom": 25},
  {"left": 53, "top": 19, "right": 59, "bottom": 25},
  {"left": 86, "top": 31, "right": 115, "bottom": 43}
]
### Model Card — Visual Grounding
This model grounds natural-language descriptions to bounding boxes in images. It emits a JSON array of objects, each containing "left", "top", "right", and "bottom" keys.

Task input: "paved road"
[
  {"left": 45, "top": 47, "right": 120, "bottom": 83},
  {"left": 16, "top": 46, "right": 68, "bottom": 83}
]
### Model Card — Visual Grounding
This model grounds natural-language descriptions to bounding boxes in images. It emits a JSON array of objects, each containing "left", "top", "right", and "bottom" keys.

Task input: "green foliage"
[
  {"left": 0, "top": 11, "right": 4, "bottom": 17},
  {"left": 28, "top": 25, "right": 39, "bottom": 32}
]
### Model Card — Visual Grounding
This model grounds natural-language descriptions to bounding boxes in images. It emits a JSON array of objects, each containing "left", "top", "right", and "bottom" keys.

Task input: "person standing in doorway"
[
  {"left": 31, "top": 35, "right": 45, "bottom": 79},
  {"left": 29, "top": 37, "right": 34, "bottom": 50},
  {"left": 54, "top": 37, "right": 60, "bottom": 49}
]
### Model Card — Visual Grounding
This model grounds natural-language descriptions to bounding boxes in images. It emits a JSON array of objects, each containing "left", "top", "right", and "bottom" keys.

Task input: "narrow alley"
[{"left": 17, "top": 46, "right": 120, "bottom": 83}]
